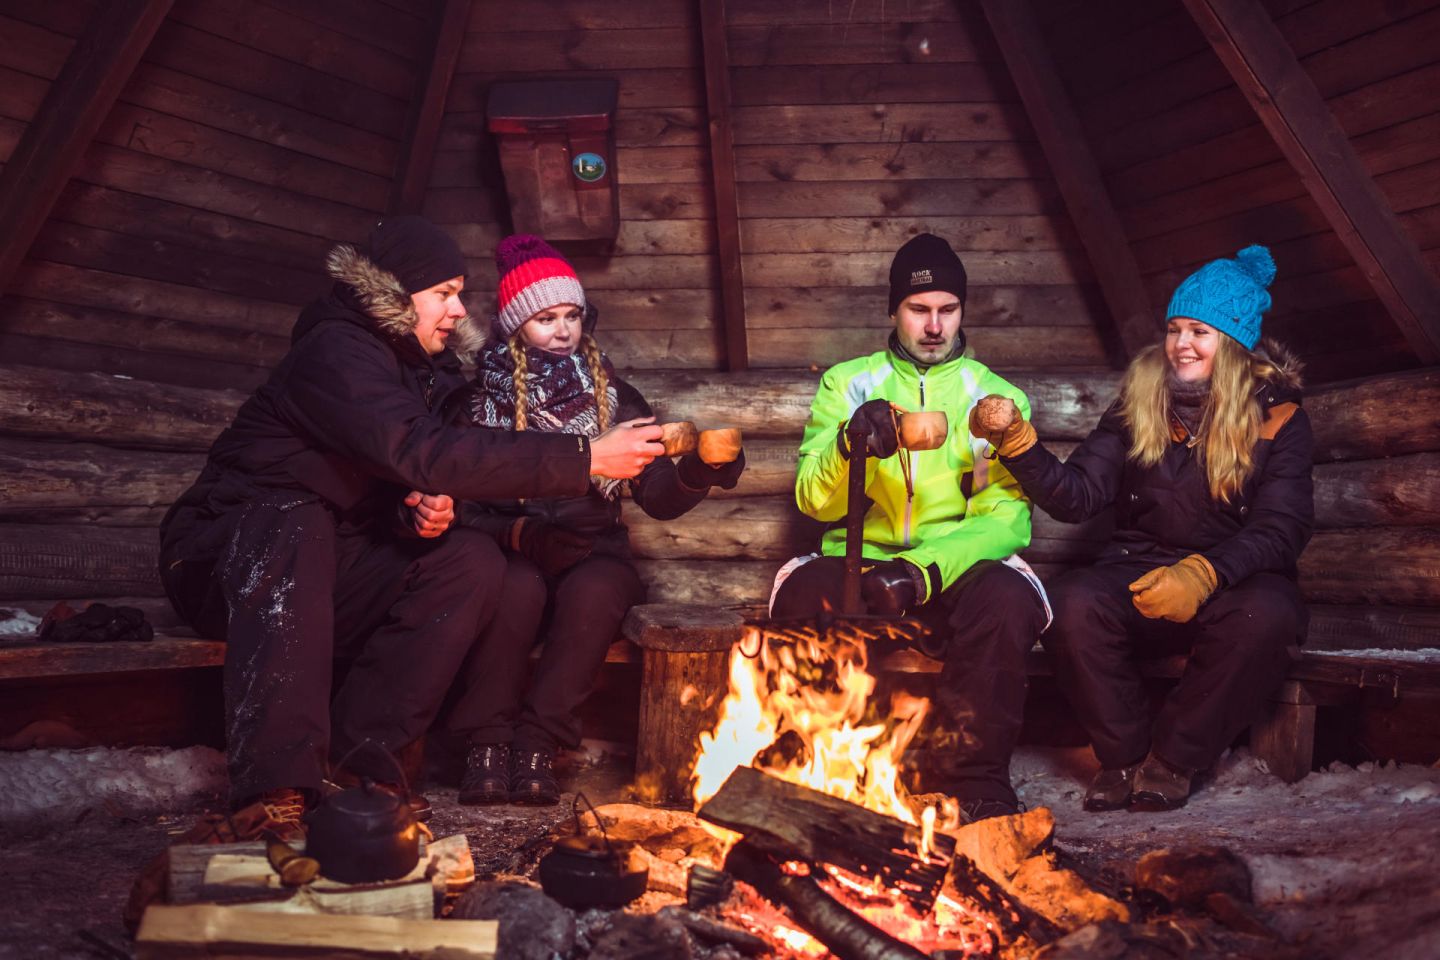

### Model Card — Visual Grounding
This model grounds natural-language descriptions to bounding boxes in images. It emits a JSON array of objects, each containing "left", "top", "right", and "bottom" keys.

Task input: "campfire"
[{"left": 676, "top": 614, "right": 1064, "bottom": 958}]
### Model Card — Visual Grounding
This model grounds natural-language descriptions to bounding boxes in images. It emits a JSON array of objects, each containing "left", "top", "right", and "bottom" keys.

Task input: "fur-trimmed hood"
[
  {"left": 324, "top": 244, "right": 484, "bottom": 355},
  {"left": 1257, "top": 336, "right": 1304, "bottom": 395}
]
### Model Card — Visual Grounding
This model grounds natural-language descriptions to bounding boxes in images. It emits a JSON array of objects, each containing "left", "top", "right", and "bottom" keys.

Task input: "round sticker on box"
[{"left": 572, "top": 152, "right": 607, "bottom": 183}]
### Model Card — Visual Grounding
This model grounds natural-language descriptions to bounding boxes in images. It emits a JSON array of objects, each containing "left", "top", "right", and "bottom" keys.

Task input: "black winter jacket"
[
  {"left": 1001, "top": 347, "right": 1314, "bottom": 588},
  {"left": 160, "top": 245, "right": 591, "bottom": 568}
]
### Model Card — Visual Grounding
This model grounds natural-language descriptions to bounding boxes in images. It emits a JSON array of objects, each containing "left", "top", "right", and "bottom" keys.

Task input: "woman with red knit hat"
[{"left": 452, "top": 234, "right": 746, "bottom": 806}]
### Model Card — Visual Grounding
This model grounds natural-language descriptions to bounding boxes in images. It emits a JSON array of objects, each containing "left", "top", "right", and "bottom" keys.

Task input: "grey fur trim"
[
  {"left": 1258, "top": 337, "right": 1304, "bottom": 391},
  {"left": 450, "top": 313, "right": 486, "bottom": 360},
  {"left": 326, "top": 244, "right": 418, "bottom": 337}
]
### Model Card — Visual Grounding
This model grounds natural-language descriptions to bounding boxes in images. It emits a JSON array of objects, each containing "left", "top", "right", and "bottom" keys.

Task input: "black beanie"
[
  {"left": 888, "top": 233, "right": 967, "bottom": 315},
  {"left": 363, "top": 215, "right": 467, "bottom": 294}
]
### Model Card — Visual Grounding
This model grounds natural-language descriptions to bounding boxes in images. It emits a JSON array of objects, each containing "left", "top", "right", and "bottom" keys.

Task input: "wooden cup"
[
  {"left": 898, "top": 411, "right": 948, "bottom": 451},
  {"left": 698, "top": 428, "right": 743, "bottom": 466},
  {"left": 660, "top": 421, "right": 699, "bottom": 456}
]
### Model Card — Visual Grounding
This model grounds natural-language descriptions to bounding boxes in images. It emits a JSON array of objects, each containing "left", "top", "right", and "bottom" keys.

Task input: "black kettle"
[
  {"left": 306, "top": 743, "right": 424, "bottom": 884},
  {"left": 538, "top": 794, "right": 648, "bottom": 909}
]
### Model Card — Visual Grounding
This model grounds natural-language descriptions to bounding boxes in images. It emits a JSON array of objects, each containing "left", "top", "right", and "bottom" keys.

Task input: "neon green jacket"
[{"left": 794, "top": 343, "right": 1033, "bottom": 602}]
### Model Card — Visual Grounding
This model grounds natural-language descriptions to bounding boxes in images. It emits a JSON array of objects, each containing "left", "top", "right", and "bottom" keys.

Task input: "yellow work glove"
[
  {"left": 1129, "top": 554, "right": 1218, "bottom": 623},
  {"left": 967, "top": 394, "right": 1037, "bottom": 458}
]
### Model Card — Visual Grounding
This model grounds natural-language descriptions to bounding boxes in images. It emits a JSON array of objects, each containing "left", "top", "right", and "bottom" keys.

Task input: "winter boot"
[
  {"left": 958, "top": 797, "right": 1022, "bottom": 824},
  {"left": 458, "top": 744, "right": 511, "bottom": 806},
  {"left": 1129, "top": 754, "right": 1193, "bottom": 812},
  {"left": 1084, "top": 763, "right": 1142, "bottom": 812},
  {"left": 510, "top": 747, "right": 560, "bottom": 806}
]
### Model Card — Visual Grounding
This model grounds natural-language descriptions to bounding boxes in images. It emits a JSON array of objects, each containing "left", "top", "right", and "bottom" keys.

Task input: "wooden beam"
[
  {"left": 979, "top": 0, "right": 1156, "bottom": 362},
  {"left": 698, "top": 0, "right": 750, "bottom": 371},
  {"left": 0, "top": 0, "right": 174, "bottom": 295},
  {"left": 1181, "top": 0, "right": 1440, "bottom": 364},
  {"left": 388, "top": 0, "right": 473, "bottom": 215}
]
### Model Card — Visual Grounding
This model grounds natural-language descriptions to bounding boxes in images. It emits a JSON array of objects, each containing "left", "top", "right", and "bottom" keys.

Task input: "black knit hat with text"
[
  {"left": 363, "top": 215, "right": 467, "bottom": 294},
  {"left": 888, "top": 233, "right": 968, "bottom": 314}
]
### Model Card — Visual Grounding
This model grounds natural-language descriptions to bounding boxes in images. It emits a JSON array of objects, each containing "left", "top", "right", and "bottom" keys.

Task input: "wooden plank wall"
[
  {"left": 426, "top": 0, "right": 722, "bottom": 368},
  {"left": 429, "top": 0, "right": 1112, "bottom": 371},
  {"left": 0, "top": 0, "right": 436, "bottom": 391},
  {"left": 728, "top": 0, "right": 1108, "bottom": 371},
  {"left": 1037, "top": 0, "right": 1440, "bottom": 382}
]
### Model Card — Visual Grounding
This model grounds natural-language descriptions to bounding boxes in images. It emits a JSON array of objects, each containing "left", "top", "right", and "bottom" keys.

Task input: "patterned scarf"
[{"left": 469, "top": 338, "right": 622, "bottom": 497}]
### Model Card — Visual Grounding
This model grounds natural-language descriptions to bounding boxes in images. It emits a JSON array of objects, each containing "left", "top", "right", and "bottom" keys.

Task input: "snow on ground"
[
  {"left": 1310, "top": 647, "right": 1440, "bottom": 662},
  {"left": 0, "top": 746, "right": 227, "bottom": 825},
  {"left": 0, "top": 608, "right": 41, "bottom": 638},
  {"left": 1013, "top": 746, "right": 1440, "bottom": 959}
]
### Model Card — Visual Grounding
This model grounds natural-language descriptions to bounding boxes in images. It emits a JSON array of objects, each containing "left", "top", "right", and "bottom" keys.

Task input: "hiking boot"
[
  {"left": 1129, "top": 754, "right": 1193, "bottom": 812},
  {"left": 510, "top": 747, "right": 560, "bottom": 806},
  {"left": 958, "top": 797, "right": 1022, "bottom": 825},
  {"left": 458, "top": 744, "right": 511, "bottom": 806},
  {"left": 252, "top": 787, "right": 309, "bottom": 844},
  {"left": 1084, "top": 763, "right": 1142, "bottom": 812}
]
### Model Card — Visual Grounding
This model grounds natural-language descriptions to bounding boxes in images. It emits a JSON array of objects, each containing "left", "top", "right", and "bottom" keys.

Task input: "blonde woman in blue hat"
[{"left": 970, "top": 245, "right": 1314, "bottom": 811}]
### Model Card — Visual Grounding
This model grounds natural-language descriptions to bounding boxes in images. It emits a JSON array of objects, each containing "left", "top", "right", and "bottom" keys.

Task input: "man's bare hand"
[
  {"left": 405, "top": 491, "right": 455, "bottom": 538},
  {"left": 589, "top": 417, "right": 665, "bottom": 480}
]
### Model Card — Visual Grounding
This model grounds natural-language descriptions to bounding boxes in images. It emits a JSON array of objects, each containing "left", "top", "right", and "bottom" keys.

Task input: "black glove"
[
  {"left": 842, "top": 399, "right": 899, "bottom": 459},
  {"left": 39, "top": 602, "right": 154, "bottom": 643},
  {"left": 676, "top": 448, "right": 746, "bottom": 491},
  {"left": 512, "top": 518, "right": 594, "bottom": 576},
  {"left": 861, "top": 559, "right": 926, "bottom": 616}
]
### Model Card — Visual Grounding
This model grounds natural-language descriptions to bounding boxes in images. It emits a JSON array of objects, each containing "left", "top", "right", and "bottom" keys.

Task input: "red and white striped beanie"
[{"left": 493, "top": 234, "right": 586, "bottom": 338}]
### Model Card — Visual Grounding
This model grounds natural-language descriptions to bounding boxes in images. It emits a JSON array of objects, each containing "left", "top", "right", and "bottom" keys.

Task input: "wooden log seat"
[{"left": 2, "top": 364, "right": 1437, "bottom": 788}]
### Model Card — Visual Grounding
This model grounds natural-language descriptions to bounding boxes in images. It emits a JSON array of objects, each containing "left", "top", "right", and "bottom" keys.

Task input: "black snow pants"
[
  {"left": 449, "top": 552, "right": 646, "bottom": 752},
  {"left": 1041, "top": 563, "right": 1306, "bottom": 772},
  {"left": 163, "top": 494, "right": 510, "bottom": 804},
  {"left": 770, "top": 557, "right": 1047, "bottom": 805}
]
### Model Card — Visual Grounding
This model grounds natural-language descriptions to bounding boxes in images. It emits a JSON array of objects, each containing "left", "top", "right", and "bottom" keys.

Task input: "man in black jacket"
[{"left": 160, "top": 216, "right": 662, "bottom": 827}]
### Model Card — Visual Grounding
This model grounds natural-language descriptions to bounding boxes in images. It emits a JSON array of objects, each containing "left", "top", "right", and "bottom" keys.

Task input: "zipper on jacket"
[{"left": 903, "top": 372, "right": 926, "bottom": 546}]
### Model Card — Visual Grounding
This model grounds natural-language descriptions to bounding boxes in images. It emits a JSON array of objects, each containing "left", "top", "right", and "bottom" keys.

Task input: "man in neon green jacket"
[{"left": 772, "top": 233, "right": 1050, "bottom": 822}]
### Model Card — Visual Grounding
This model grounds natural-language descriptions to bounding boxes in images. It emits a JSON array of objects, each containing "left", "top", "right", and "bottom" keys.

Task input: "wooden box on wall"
[{"left": 486, "top": 78, "right": 619, "bottom": 241}]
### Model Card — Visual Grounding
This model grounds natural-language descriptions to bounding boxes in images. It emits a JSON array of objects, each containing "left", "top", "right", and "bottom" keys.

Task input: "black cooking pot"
[
  {"left": 538, "top": 834, "right": 649, "bottom": 909},
  {"left": 305, "top": 779, "right": 422, "bottom": 884}
]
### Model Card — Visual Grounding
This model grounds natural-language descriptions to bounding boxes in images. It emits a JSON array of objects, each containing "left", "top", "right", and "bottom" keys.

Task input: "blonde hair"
[
  {"left": 506, "top": 332, "right": 611, "bottom": 432},
  {"left": 1120, "top": 336, "right": 1283, "bottom": 502}
]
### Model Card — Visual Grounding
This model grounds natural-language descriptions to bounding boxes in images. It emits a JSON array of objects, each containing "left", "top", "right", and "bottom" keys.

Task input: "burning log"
[
  {"left": 724, "top": 840, "right": 931, "bottom": 960},
  {"left": 697, "top": 766, "right": 953, "bottom": 913}
]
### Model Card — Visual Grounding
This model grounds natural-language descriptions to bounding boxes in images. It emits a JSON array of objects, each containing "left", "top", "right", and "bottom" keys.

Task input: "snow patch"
[
  {"left": 0, "top": 746, "right": 227, "bottom": 825},
  {"left": 1312, "top": 647, "right": 1440, "bottom": 662},
  {"left": 0, "top": 608, "right": 42, "bottom": 639}
]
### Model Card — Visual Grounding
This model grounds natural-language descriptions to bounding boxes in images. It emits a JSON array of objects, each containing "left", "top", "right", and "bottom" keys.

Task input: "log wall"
[
  {"left": 3, "top": 362, "right": 1436, "bottom": 631},
  {"left": 1037, "top": 0, "right": 1440, "bottom": 382},
  {"left": 0, "top": 0, "right": 436, "bottom": 391}
]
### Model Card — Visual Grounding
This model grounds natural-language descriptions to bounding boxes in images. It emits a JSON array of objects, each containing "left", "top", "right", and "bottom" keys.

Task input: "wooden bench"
[{"left": 2, "top": 363, "right": 1438, "bottom": 795}]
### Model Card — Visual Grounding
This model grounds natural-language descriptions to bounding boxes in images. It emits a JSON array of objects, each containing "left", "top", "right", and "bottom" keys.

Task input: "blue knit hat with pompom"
[{"left": 1165, "top": 244, "right": 1276, "bottom": 350}]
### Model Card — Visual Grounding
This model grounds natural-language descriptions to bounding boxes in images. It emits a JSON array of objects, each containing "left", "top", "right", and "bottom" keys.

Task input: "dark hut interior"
[{"left": 1, "top": 0, "right": 1438, "bottom": 957}]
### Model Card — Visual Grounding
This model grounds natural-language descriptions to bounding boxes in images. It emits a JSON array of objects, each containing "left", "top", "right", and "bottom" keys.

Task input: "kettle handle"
[{"left": 331, "top": 738, "right": 411, "bottom": 796}]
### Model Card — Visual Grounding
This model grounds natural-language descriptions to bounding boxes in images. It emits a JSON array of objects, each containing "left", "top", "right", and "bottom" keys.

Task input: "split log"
[
  {"left": 134, "top": 903, "right": 496, "bottom": 959},
  {"left": 1299, "top": 527, "right": 1440, "bottom": 605},
  {"left": 1305, "top": 604, "right": 1440, "bottom": 651},
  {"left": 0, "top": 363, "right": 241, "bottom": 449},
  {"left": 1307, "top": 368, "right": 1440, "bottom": 461},
  {"left": 1311, "top": 452, "right": 1440, "bottom": 527},
  {"left": 0, "top": 437, "right": 201, "bottom": 524},
  {"left": 723, "top": 840, "right": 930, "bottom": 960},
  {"left": 697, "top": 766, "right": 954, "bottom": 913}
]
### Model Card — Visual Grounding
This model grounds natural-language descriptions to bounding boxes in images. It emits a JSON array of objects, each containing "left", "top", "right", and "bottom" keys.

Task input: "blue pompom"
[{"left": 1235, "top": 244, "right": 1276, "bottom": 287}]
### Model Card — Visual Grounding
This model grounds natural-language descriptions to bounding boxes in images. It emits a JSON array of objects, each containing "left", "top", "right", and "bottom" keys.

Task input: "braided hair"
[{"left": 506, "top": 331, "right": 611, "bottom": 432}]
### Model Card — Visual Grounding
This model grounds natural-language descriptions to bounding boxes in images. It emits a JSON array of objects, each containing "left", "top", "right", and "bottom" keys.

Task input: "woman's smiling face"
[{"left": 1165, "top": 316, "right": 1218, "bottom": 382}]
